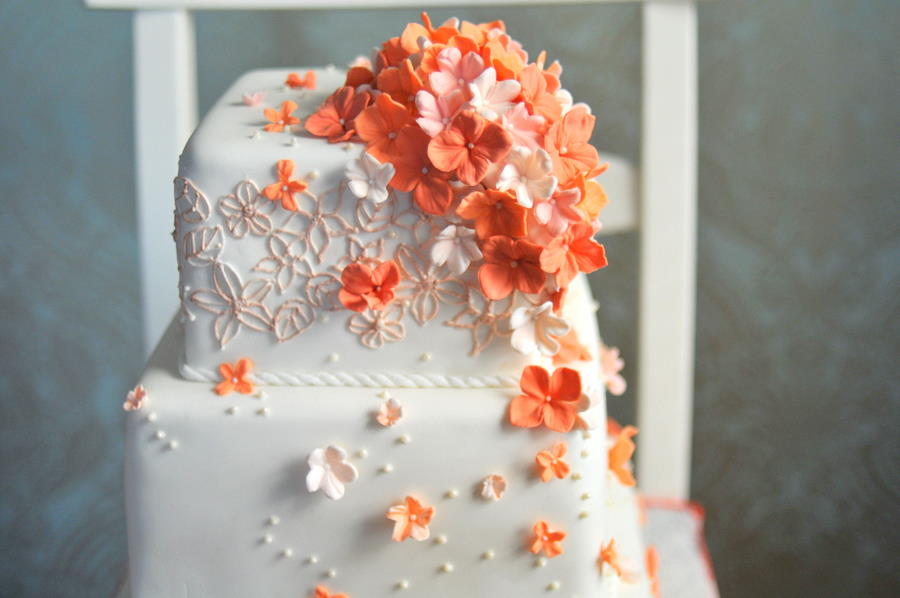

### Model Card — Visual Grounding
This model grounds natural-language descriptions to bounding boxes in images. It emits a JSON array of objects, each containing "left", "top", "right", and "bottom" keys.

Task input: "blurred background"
[{"left": 1, "top": 0, "right": 898, "bottom": 596}]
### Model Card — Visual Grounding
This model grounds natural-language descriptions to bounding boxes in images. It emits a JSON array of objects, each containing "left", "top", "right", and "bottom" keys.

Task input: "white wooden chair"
[{"left": 87, "top": 0, "right": 697, "bottom": 502}]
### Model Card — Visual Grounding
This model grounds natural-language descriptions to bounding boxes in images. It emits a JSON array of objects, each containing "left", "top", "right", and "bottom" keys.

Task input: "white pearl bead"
[
  {"left": 482, "top": 550, "right": 495, "bottom": 560},
  {"left": 440, "top": 562, "right": 454, "bottom": 573}
]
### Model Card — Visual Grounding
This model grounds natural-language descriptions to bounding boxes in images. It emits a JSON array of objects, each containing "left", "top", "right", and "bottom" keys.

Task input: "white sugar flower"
[
  {"left": 509, "top": 302, "right": 570, "bottom": 356},
  {"left": 496, "top": 147, "right": 558, "bottom": 208},
  {"left": 556, "top": 88, "right": 574, "bottom": 115},
  {"left": 481, "top": 474, "right": 508, "bottom": 501},
  {"left": 466, "top": 67, "right": 521, "bottom": 121},
  {"left": 306, "top": 444, "right": 359, "bottom": 500},
  {"left": 345, "top": 152, "right": 395, "bottom": 204},
  {"left": 430, "top": 225, "right": 483, "bottom": 275}
]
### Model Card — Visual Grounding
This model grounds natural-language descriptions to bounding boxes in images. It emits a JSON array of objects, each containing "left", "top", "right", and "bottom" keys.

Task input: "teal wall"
[{"left": 0, "top": 1, "right": 897, "bottom": 596}]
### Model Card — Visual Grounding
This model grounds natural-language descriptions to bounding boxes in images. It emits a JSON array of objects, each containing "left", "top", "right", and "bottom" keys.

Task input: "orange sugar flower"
[
  {"left": 599, "top": 539, "right": 624, "bottom": 577},
  {"left": 456, "top": 189, "right": 527, "bottom": 239},
  {"left": 377, "top": 36, "right": 410, "bottom": 70},
  {"left": 646, "top": 546, "right": 661, "bottom": 598},
  {"left": 285, "top": 70, "right": 316, "bottom": 90},
  {"left": 376, "top": 59, "right": 424, "bottom": 111},
  {"left": 480, "top": 33, "right": 527, "bottom": 81},
  {"left": 312, "top": 585, "right": 348, "bottom": 598},
  {"left": 573, "top": 172, "right": 609, "bottom": 223},
  {"left": 606, "top": 417, "right": 623, "bottom": 437},
  {"left": 530, "top": 520, "right": 566, "bottom": 558},
  {"left": 353, "top": 94, "right": 414, "bottom": 162},
  {"left": 338, "top": 260, "right": 401, "bottom": 312},
  {"left": 539, "top": 222, "right": 608, "bottom": 288},
  {"left": 552, "top": 329, "right": 593, "bottom": 366},
  {"left": 387, "top": 495, "right": 435, "bottom": 542},
  {"left": 609, "top": 425, "right": 639, "bottom": 486},
  {"left": 304, "top": 86, "right": 373, "bottom": 143},
  {"left": 214, "top": 358, "right": 254, "bottom": 396},
  {"left": 262, "top": 159, "right": 308, "bottom": 211},
  {"left": 389, "top": 126, "right": 453, "bottom": 215},
  {"left": 544, "top": 105, "right": 601, "bottom": 186},
  {"left": 518, "top": 63, "right": 563, "bottom": 123},
  {"left": 509, "top": 365, "right": 581, "bottom": 433},
  {"left": 345, "top": 65, "right": 374, "bottom": 88},
  {"left": 535, "top": 442, "right": 571, "bottom": 482},
  {"left": 427, "top": 111, "right": 513, "bottom": 186},
  {"left": 263, "top": 100, "right": 300, "bottom": 133},
  {"left": 478, "top": 236, "right": 544, "bottom": 300}
]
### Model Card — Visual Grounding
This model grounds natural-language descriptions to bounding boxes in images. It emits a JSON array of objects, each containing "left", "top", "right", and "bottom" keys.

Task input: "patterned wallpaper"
[{"left": 0, "top": 1, "right": 897, "bottom": 597}]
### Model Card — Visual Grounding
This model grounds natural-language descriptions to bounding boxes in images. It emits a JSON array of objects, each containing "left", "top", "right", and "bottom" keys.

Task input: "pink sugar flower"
[
  {"left": 534, "top": 187, "right": 583, "bottom": 236},
  {"left": 415, "top": 89, "right": 466, "bottom": 137},
  {"left": 428, "top": 46, "right": 485, "bottom": 96},
  {"left": 500, "top": 102, "right": 546, "bottom": 151},
  {"left": 600, "top": 344, "right": 627, "bottom": 396}
]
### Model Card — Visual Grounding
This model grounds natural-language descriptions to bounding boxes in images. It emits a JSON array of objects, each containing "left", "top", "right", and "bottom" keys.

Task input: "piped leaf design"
[{"left": 183, "top": 226, "right": 224, "bottom": 266}]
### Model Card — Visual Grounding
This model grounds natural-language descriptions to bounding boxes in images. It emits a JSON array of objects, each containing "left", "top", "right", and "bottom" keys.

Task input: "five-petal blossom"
[
  {"left": 430, "top": 224, "right": 483, "bottom": 275},
  {"left": 478, "top": 236, "right": 544, "bottom": 300},
  {"left": 496, "top": 147, "right": 558, "bottom": 208},
  {"left": 530, "top": 520, "right": 566, "bottom": 558},
  {"left": 387, "top": 495, "right": 435, "bottom": 542},
  {"left": 415, "top": 89, "right": 465, "bottom": 137},
  {"left": 263, "top": 100, "right": 299, "bottom": 132},
  {"left": 376, "top": 397, "right": 404, "bottom": 427},
  {"left": 305, "top": 86, "right": 373, "bottom": 143},
  {"left": 535, "top": 441, "right": 571, "bottom": 482},
  {"left": 428, "top": 111, "right": 513, "bottom": 186},
  {"left": 509, "top": 301, "right": 570, "bottom": 356},
  {"left": 539, "top": 222, "right": 608, "bottom": 287},
  {"left": 354, "top": 93, "right": 414, "bottom": 161},
  {"left": 466, "top": 67, "right": 522, "bottom": 120},
  {"left": 345, "top": 152, "right": 395, "bottom": 204},
  {"left": 123, "top": 384, "right": 146, "bottom": 411},
  {"left": 262, "top": 159, "right": 308, "bottom": 212}
]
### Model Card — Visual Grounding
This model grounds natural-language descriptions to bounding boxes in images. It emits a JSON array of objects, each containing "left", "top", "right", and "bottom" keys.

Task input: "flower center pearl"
[
  {"left": 510, "top": 260, "right": 519, "bottom": 268},
  {"left": 458, "top": 77, "right": 465, "bottom": 85},
  {"left": 467, "top": 142, "right": 475, "bottom": 149},
  {"left": 282, "top": 185, "right": 289, "bottom": 191},
  {"left": 421, "top": 167, "right": 429, "bottom": 175},
  {"left": 442, "top": 117, "right": 450, "bottom": 124},
  {"left": 410, "top": 514, "right": 417, "bottom": 521},
  {"left": 232, "top": 377, "right": 239, "bottom": 383},
  {"left": 338, "top": 118, "right": 346, "bottom": 125},
  {"left": 545, "top": 395, "right": 552, "bottom": 403},
  {"left": 373, "top": 285, "right": 381, "bottom": 292},
  {"left": 388, "top": 131, "right": 397, "bottom": 139},
  {"left": 543, "top": 535, "right": 549, "bottom": 541},
  {"left": 560, "top": 146, "right": 568, "bottom": 154}
]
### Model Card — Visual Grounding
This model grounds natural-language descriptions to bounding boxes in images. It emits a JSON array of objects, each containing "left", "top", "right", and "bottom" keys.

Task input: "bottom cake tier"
[{"left": 125, "top": 319, "right": 650, "bottom": 598}]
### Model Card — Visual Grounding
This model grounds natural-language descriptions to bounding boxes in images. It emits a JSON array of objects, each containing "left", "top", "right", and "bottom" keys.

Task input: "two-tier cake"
[{"left": 124, "top": 14, "right": 655, "bottom": 598}]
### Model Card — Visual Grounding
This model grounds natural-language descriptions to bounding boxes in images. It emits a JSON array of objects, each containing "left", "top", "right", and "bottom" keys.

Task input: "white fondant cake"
[{"left": 125, "top": 14, "right": 654, "bottom": 598}]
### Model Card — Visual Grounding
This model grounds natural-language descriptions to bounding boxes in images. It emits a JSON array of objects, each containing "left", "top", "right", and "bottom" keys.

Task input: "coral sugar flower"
[
  {"left": 305, "top": 86, "right": 373, "bottom": 143},
  {"left": 456, "top": 189, "right": 527, "bottom": 240},
  {"left": 478, "top": 236, "right": 544, "bottom": 300},
  {"left": 263, "top": 100, "right": 300, "bottom": 132},
  {"left": 387, "top": 495, "right": 435, "bottom": 542},
  {"left": 608, "top": 425, "right": 639, "bottom": 486},
  {"left": 535, "top": 441, "right": 571, "bottom": 482},
  {"left": 353, "top": 94, "right": 414, "bottom": 162},
  {"left": 214, "top": 358, "right": 255, "bottom": 396},
  {"left": 599, "top": 539, "right": 624, "bottom": 577},
  {"left": 427, "top": 110, "right": 513, "bottom": 186},
  {"left": 509, "top": 365, "right": 581, "bottom": 433},
  {"left": 530, "top": 520, "right": 566, "bottom": 558},
  {"left": 285, "top": 70, "right": 316, "bottom": 89},
  {"left": 539, "top": 222, "right": 608, "bottom": 287},
  {"left": 262, "top": 159, "right": 308, "bottom": 211},
  {"left": 544, "top": 105, "right": 601, "bottom": 186},
  {"left": 389, "top": 126, "right": 453, "bottom": 215},
  {"left": 313, "top": 586, "right": 348, "bottom": 598},
  {"left": 338, "top": 260, "right": 401, "bottom": 312}
]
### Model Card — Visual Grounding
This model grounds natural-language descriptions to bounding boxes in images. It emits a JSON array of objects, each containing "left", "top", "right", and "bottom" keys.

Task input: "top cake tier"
[{"left": 175, "top": 17, "right": 611, "bottom": 386}]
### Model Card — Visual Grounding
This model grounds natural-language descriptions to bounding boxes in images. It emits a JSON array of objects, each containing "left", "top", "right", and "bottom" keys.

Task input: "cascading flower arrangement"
[{"left": 306, "top": 13, "right": 610, "bottom": 356}]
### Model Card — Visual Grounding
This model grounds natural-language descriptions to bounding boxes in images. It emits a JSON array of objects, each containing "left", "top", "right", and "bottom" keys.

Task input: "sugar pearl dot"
[
  {"left": 535, "top": 557, "right": 548, "bottom": 568},
  {"left": 307, "top": 169, "right": 320, "bottom": 180},
  {"left": 440, "top": 562, "right": 454, "bottom": 573},
  {"left": 356, "top": 448, "right": 369, "bottom": 459},
  {"left": 386, "top": 230, "right": 398, "bottom": 239},
  {"left": 582, "top": 431, "right": 592, "bottom": 439},
  {"left": 482, "top": 550, "right": 495, "bottom": 560},
  {"left": 262, "top": 534, "right": 273, "bottom": 544},
  {"left": 167, "top": 440, "right": 179, "bottom": 450},
  {"left": 445, "top": 489, "right": 459, "bottom": 499},
  {"left": 308, "top": 554, "right": 319, "bottom": 564},
  {"left": 580, "top": 450, "right": 590, "bottom": 458},
  {"left": 420, "top": 352, "right": 433, "bottom": 362},
  {"left": 381, "top": 463, "right": 394, "bottom": 474},
  {"left": 281, "top": 548, "right": 293, "bottom": 558},
  {"left": 267, "top": 515, "right": 280, "bottom": 526},
  {"left": 326, "top": 568, "right": 337, "bottom": 578},
  {"left": 591, "top": 300, "right": 600, "bottom": 312},
  {"left": 318, "top": 313, "right": 330, "bottom": 323},
  {"left": 154, "top": 430, "right": 166, "bottom": 440},
  {"left": 146, "top": 412, "right": 158, "bottom": 423},
  {"left": 226, "top": 406, "right": 238, "bottom": 415},
  {"left": 257, "top": 407, "right": 270, "bottom": 417},
  {"left": 581, "top": 492, "right": 591, "bottom": 501},
  {"left": 378, "top": 390, "right": 392, "bottom": 399},
  {"left": 547, "top": 580, "right": 561, "bottom": 591},
  {"left": 290, "top": 137, "right": 300, "bottom": 147},
  {"left": 572, "top": 472, "right": 583, "bottom": 480},
  {"left": 434, "top": 534, "right": 448, "bottom": 545},
  {"left": 579, "top": 511, "right": 590, "bottom": 519},
  {"left": 255, "top": 391, "right": 269, "bottom": 400},
  {"left": 327, "top": 353, "right": 340, "bottom": 363},
  {"left": 398, "top": 434, "right": 412, "bottom": 445},
  {"left": 249, "top": 130, "right": 261, "bottom": 140},
  {"left": 397, "top": 580, "right": 410, "bottom": 590}
]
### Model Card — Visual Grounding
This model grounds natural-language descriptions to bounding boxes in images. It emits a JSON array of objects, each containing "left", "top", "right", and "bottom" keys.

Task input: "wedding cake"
[{"left": 124, "top": 14, "right": 656, "bottom": 598}]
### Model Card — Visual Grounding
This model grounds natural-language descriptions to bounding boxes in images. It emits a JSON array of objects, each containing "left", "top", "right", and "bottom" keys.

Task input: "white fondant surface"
[{"left": 176, "top": 67, "right": 544, "bottom": 384}]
